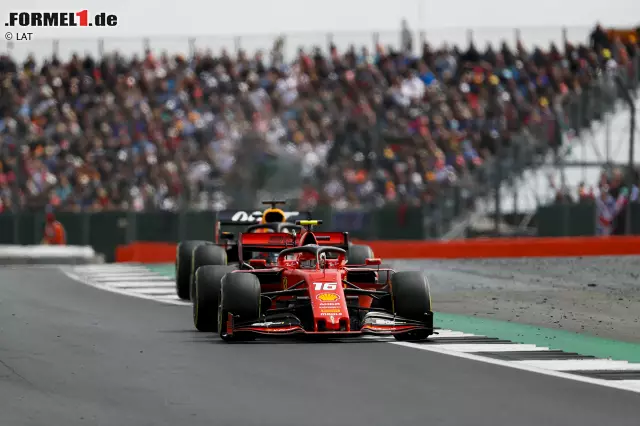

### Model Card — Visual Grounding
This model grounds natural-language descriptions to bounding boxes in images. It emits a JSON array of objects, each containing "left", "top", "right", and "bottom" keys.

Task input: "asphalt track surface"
[{"left": 2, "top": 267, "right": 640, "bottom": 426}]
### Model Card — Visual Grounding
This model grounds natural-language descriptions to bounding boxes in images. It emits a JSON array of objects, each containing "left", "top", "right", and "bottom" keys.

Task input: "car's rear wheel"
[
  {"left": 391, "top": 271, "right": 432, "bottom": 341},
  {"left": 176, "top": 240, "right": 210, "bottom": 300},
  {"left": 193, "top": 265, "right": 236, "bottom": 332},
  {"left": 218, "top": 273, "right": 261, "bottom": 342},
  {"left": 190, "top": 244, "right": 227, "bottom": 300},
  {"left": 347, "top": 244, "right": 374, "bottom": 265}
]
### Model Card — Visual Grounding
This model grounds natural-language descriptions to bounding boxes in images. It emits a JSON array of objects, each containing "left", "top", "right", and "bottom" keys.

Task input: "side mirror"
[
  {"left": 365, "top": 258, "right": 382, "bottom": 266},
  {"left": 221, "top": 232, "right": 235, "bottom": 240},
  {"left": 249, "top": 258, "right": 267, "bottom": 268}
]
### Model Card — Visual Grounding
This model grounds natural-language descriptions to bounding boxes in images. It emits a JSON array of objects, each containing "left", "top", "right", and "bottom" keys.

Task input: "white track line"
[
  {"left": 392, "top": 342, "right": 640, "bottom": 394},
  {"left": 619, "top": 381, "right": 640, "bottom": 391},
  {"left": 156, "top": 294, "right": 186, "bottom": 301},
  {"left": 126, "top": 288, "right": 176, "bottom": 295},
  {"left": 91, "top": 276, "right": 173, "bottom": 282},
  {"left": 430, "top": 330, "right": 480, "bottom": 338},
  {"left": 74, "top": 266, "right": 147, "bottom": 272},
  {"left": 108, "top": 281, "right": 174, "bottom": 289},
  {"left": 62, "top": 269, "right": 189, "bottom": 306},
  {"left": 426, "top": 344, "right": 548, "bottom": 352},
  {"left": 512, "top": 359, "right": 640, "bottom": 371}
]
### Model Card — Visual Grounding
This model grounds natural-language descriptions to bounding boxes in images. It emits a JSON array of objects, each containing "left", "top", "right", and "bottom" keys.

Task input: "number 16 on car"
[{"left": 313, "top": 282, "right": 337, "bottom": 290}]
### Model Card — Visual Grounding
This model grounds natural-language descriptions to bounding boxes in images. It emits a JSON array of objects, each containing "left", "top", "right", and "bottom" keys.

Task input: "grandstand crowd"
[{"left": 0, "top": 24, "right": 638, "bottom": 218}]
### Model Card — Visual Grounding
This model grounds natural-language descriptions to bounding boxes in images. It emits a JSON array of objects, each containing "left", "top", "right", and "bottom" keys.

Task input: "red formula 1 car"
[
  {"left": 175, "top": 201, "right": 375, "bottom": 301},
  {"left": 192, "top": 220, "right": 433, "bottom": 342}
]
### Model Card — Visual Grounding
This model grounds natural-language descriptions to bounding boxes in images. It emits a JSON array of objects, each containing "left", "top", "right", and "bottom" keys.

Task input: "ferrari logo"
[{"left": 283, "top": 277, "right": 288, "bottom": 290}]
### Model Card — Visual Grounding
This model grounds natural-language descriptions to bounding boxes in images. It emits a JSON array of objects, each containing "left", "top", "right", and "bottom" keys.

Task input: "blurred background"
[{"left": 0, "top": 0, "right": 638, "bottom": 259}]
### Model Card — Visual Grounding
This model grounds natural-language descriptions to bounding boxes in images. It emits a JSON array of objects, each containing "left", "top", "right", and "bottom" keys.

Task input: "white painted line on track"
[
  {"left": 512, "top": 359, "right": 640, "bottom": 371},
  {"left": 84, "top": 270, "right": 168, "bottom": 275},
  {"left": 619, "top": 381, "right": 640, "bottom": 391},
  {"left": 427, "top": 344, "right": 548, "bottom": 352},
  {"left": 108, "top": 281, "right": 174, "bottom": 289},
  {"left": 391, "top": 342, "right": 640, "bottom": 394},
  {"left": 430, "top": 330, "right": 480, "bottom": 338},
  {"left": 74, "top": 269, "right": 146, "bottom": 273},
  {"left": 74, "top": 266, "right": 146, "bottom": 272},
  {"left": 125, "top": 288, "right": 176, "bottom": 295},
  {"left": 156, "top": 294, "right": 185, "bottom": 301},
  {"left": 91, "top": 276, "right": 173, "bottom": 282},
  {"left": 62, "top": 269, "right": 189, "bottom": 306}
]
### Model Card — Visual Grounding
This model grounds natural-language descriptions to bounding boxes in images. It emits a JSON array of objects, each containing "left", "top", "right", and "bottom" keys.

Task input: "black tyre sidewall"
[
  {"left": 391, "top": 271, "right": 432, "bottom": 321},
  {"left": 190, "top": 244, "right": 228, "bottom": 300},
  {"left": 218, "top": 273, "right": 261, "bottom": 339},
  {"left": 176, "top": 240, "right": 210, "bottom": 300},
  {"left": 193, "top": 265, "right": 236, "bottom": 332},
  {"left": 347, "top": 244, "right": 374, "bottom": 265}
]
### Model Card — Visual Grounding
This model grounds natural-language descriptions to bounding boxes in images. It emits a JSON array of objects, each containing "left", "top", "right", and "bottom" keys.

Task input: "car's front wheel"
[
  {"left": 193, "top": 265, "right": 236, "bottom": 332},
  {"left": 218, "top": 272, "right": 261, "bottom": 342},
  {"left": 391, "top": 271, "right": 433, "bottom": 341}
]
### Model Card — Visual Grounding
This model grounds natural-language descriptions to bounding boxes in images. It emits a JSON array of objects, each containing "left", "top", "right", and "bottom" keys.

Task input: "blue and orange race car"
[{"left": 191, "top": 220, "right": 434, "bottom": 342}]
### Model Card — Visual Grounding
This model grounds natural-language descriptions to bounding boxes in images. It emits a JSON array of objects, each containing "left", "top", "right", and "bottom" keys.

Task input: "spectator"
[
  {"left": 590, "top": 23, "right": 610, "bottom": 51},
  {"left": 589, "top": 168, "right": 639, "bottom": 235},
  {"left": 0, "top": 24, "right": 636, "bottom": 217}
]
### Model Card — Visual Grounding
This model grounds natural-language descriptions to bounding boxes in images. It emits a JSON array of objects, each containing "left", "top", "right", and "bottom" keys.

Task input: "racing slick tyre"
[
  {"left": 218, "top": 272, "right": 261, "bottom": 342},
  {"left": 176, "top": 240, "right": 211, "bottom": 300},
  {"left": 193, "top": 265, "right": 236, "bottom": 332},
  {"left": 347, "top": 244, "right": 374, "bottom": 265},
  {"left": 390, "top": 271, "right": 433, "bottom": 342},
  {"left": 190, "top": 244, "right": 228, "bottom": 300}
]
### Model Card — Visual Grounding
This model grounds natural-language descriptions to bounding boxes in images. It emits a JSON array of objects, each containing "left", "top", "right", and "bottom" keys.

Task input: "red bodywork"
[
  {"left": 238, "top": 230, "right": 348, "bottom": 251},
  {"left": 222, "top": 231, "right": 432, "bottom": 338}
]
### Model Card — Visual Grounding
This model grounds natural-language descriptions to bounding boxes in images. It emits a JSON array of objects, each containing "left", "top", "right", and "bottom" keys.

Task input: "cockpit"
[
  {"left": 299, "top": 252, "right": 327, "bottom": 269},
  {"left": 278, "top": 245, "right": 341, "bottom": 270},
  {"left": 299, "top": 258, "right": 317, "bottom": 269}
]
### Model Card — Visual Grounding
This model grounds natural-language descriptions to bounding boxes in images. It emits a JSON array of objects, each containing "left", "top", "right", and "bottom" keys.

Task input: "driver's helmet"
[
  {"left": 298, "top": 246, "right": 318, "bottom": 268},
  {"left": 261, "top": 208, "right": 286, "bottom": 224},
  {"left": 299, "top": 257, "right": 317, "bottom": 269},
  {"left": 252, "top": 251, "right": 278, "bottom": 264}
]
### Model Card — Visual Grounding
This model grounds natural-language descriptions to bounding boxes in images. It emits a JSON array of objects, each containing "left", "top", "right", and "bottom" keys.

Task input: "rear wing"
[
  {"left": 237, "top": 231, "right": 350, "bottom": 254},
  {"left": 214, "top": 210, "right": 311, "bottom": 243},
  {"left": 216, "top": 210, "right": 311, "bottom": 226},
  {"left": 239, "top": 232, "right": 296, "bottom": 253}
]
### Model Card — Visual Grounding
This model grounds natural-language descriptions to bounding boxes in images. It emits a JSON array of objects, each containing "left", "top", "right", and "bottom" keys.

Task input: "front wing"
[{"left": 224, "top": 311, "right": 434, "bottom": 339}]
